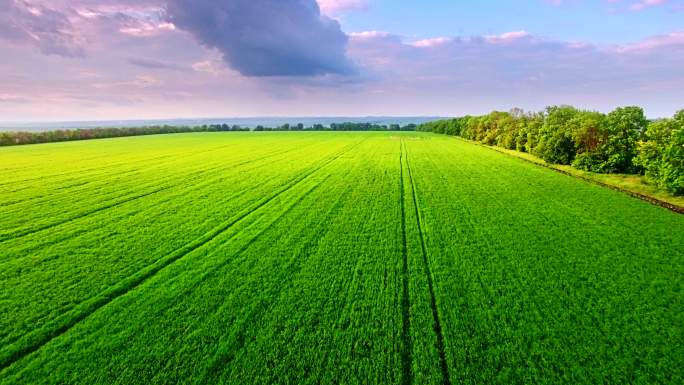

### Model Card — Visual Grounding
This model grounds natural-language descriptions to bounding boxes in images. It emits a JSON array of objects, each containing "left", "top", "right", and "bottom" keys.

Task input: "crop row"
[
  {"left": 2, "top": 134, "right": 413, "bottom": 384},
  {"left": 0, "top": 132, "right": 681, "bottom": 384},
  {"left": 405, "top": 135, "right": 683, "bottom": 384},
  {"left": 0, "top": 133, "right": 363, "bottom": 369}
]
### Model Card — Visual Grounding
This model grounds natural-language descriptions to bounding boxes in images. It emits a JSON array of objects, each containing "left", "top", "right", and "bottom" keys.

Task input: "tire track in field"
[
  {"left": 193, "top": 169, "right": 356, "bottom": 384},
  {"left": 184, "top": 178, "right": 343, "bottom": 382},
  {"left": 0, "top": 137, "right": 285, "bottom": 203},
  {"left": 0, "top": 156, "right": 328, "bottom": 351},
  {"left": 0, "top": 137, "right": 249, "bottom": 188},
  {"left": 0, "top": 139, "right": 297, "bottom": 207},
  {"left": 4, "top": 135, "right": 324, "bottom": 212},
  {"left": 0, "top": 152, "right": 180, "bottom": 188},
  {"left": 0, "top": 142, "right": 316, "bottom": 243},
  {"left": 404, "top": 143, "right": 452, "bottom": 385},
  {"left": 0, "top": 149, "right": 308, "bottom": 269},
  {"left": 0, "top": 146, "right": 305, "bottom": 266},
  {"left": 0, "top": 185, "right": 174, "bottom": 243},
  {"left": 399, "top": 139, "right": 413, "bottom": 385},
  {"left": 149, "top": 173, "right": 335, "bottom": 333},
  {"left": 119, "top": 172, "right": 338, "bottom": 385},
  {"left": 0, "top": 138, "right": 365, "bottom": 372},
  {"left": 0, "top": 139, "right": 339, "bottom": 301},
  {"left": 0, "top": 156, "right": 308, "bottom": 342}
]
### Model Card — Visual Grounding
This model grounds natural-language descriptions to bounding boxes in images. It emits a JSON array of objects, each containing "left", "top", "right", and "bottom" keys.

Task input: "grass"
[
  {"left": 0, "top": 132, "right": 682, "bottom": 384},
  {"left": 474, "top": 141, "right": 684, "bottom": 209}
]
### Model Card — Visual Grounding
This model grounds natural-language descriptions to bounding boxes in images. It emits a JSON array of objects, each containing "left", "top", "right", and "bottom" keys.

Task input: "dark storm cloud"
[
  {"left": 0, "top": 0, "right": 83, "bottom": 57},
  {"left": 165, "top": 0, "right": 355, "bottom": 77}
]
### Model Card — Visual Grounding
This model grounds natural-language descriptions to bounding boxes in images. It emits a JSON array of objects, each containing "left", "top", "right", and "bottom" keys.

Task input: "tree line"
[
  {"left": 0, "top": 122, "right": 417, "bottom": 147},
  {"left": 417, "top": 106, "right": 684, "bottom": 195},
  {"left": 255, "top": 122, "right": 416, "bottom": 132}
]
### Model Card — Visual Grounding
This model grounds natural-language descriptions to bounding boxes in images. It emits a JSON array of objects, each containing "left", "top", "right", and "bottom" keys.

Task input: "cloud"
[
  {"left": 411, "top": 37, "right": 454, "bottom": 48},
  {"left": 87, "top": 6, "right": 176, "bottom": 37},
  {"left": 345, "top": 29, "right": 684, "bottom": 115},
  {"left": 349, "top": 30, "right": 391, "bottom": 40},
  {"left": 90, "top": 75, "right": 162, "bottom": 90},
  {"left": 1, "top": 1, "right": 683, "bottom": 119},
  {"left": 165, "top": 0, "right": 355, "bottom": 77},
  {"left": 191, "top": 60, "right": 224, "bottom": 75},
  {"left": 0, "top": 0, "right": 84, "bottom": 57},
  {"left": 484, "top": 30, "right": 531, "bottom": 43},
  {"left": 316, "top": 0, "right": 368, "bottom": 15},
  {"left": 605, "top": 0, "right": 683, "bottom": 12},
  {"left": 0, "top": 93, "right": 31, "bottom": 104},
  {"left": 119, "top": 21, "right": 175, "bottom": 37},
  {"left": 128, "top": 58, "right": 188, "bottom": 71},
  {"left": 550, "top": 0, "right": 682, "bottom": 12},
  {"left": 630, "top": 0, "right": 669, "bottom": 11},
  {"left": 618, "top": 31, "right": 684, "bottom": 51}
]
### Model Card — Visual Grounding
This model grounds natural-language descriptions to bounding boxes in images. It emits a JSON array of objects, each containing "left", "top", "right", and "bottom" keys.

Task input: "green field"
[{"left": 1, "top": 132, "right": 682, "bottom": 384}]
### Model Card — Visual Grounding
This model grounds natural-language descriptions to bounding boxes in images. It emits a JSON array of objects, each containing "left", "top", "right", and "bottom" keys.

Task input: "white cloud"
[
  {"left": 349, "top": 30, "right": 391, "bottom": 40},
  {"left": 411, "top": 37, "right": 454, "bottom": 48},
  {"left": 484, "top": 30, "right": 531, "bottom": 43},
  {"left": 316, "top": 0, "right": 368, "bottom": 15},
  {"left": 630, "top": 0, "right": 669, "bottom": 11},
  {"left": 346, "top": 30, "right": 684, "bottom": 116},
  {"left": 617, "top": 31, "right": 684, "bottom": 52}
]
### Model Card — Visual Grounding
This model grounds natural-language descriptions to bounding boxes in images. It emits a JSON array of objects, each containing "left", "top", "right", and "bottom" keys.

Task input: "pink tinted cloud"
[
  {"left": 630, "top": 0, "right": 669, "bottom": 11},
  {"left": 346, "top": 29, "right": 684, "bottom": 116},
  {"left": 484, "top": 30, "right": 532, "bottom": 43},
  {"left": 618, "top": 31, "right": 684, "bottom": 51},
  {"left": 316, "top": 0, "right": 368, "bottom": 15},
  {"left": 0, "top": 0, "right": 85, "bottom": 56},
  {"left": 2, "top": 26, "right": 684, "bottom": 119},
  {"left": 411, "top": 37, "right": 454, "bottom": 48},
  {"left": 1, "top": 2, "right": 683, "bottom": 119}
]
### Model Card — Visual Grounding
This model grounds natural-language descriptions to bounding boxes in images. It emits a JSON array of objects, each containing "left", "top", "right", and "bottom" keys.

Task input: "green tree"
[
  {"left": 635, "top": 112, "right": 684, "bottom": 195},
  {"left": 571, "top": 111, "right": 608, "bottom": 172},
  {"left": 600, "top": 106, "right": 647, "bottom": 173},
  {"left": 660, "top": 126, "right": 684, "bottom": 194},
  {"left": 534, "top": 106, "right": 579, "bottom": 165}
]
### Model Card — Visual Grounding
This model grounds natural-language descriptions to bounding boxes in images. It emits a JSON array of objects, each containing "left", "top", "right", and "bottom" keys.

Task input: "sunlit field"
[{"left": 1, "top": 132, "right": 682, "bottom": 384}]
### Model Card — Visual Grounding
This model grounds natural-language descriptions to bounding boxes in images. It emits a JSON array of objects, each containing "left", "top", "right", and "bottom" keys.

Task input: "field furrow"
[
  {"left": 405, "top": 134, "right": 683, "bottom": 384},
  {"left": 404, "top": 139, "right": 452, "bottom": 385},
  {"left": 0, "top": 132, "right": 681, "bottom": 384},
  {"left": 0, "top": 135, "right": 365, "bottom": 370},
  {"left": 0, "top": 134, "right": 331, "bottom": 239}
]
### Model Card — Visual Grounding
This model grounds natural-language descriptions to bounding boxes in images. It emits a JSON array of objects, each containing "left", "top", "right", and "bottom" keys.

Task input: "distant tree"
[
  {"left": 599, "top": 106, "right": 647, "bottom": 173},
  {"left": 534, "top": 106, "right": 579, "bottom": 165},
  {"left": 635, "top": 120, "right": 673, "bottom": 181},
  {"left": 661, "top": 124, "right": 684, "bottom": 194},
  {"left": 415, "top": 106, "right": 682, "bottom": 194},
  {"left": 570, "top": 111, "right": 609, "bottom": 172},
  {"left": 636, "top": 112, "right": 684, "bottom": 194},
  {"left": 496, "top": 111, "right": 518, "bottom": 150}
]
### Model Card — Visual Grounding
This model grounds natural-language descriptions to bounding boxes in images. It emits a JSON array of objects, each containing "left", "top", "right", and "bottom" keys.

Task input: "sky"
[{"left": 0, "top": 0, "right": 682, "bottom": 121}]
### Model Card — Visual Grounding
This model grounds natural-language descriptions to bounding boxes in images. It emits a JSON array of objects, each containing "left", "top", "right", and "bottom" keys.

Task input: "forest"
[{"left": 418, "top": 106, "right": 684, "bottom": 195}]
